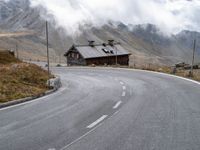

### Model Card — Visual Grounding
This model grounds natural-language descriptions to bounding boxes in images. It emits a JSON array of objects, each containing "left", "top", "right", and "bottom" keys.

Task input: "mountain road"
[{"left": 0, "top": 67, "right": 200, "bottom": 150}]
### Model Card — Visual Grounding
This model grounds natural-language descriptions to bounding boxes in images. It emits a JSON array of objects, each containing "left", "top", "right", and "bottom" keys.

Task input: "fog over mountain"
[
  {"left": 0, "top": 0, "right": 200, "bottom": 66},
  {"left": 30, "top": 0, "right": 200, "bottom": 35}
]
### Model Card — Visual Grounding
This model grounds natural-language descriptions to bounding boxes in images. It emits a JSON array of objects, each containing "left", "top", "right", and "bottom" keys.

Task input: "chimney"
[
  {"left": 108, "top": 40, "right": 114, "bottom": 46},
  {"left": 102, "top": 43, "right": 107, "bottom": 47},
  {"left": 88, "top": 40, "right": 95, "bottom": 47}
]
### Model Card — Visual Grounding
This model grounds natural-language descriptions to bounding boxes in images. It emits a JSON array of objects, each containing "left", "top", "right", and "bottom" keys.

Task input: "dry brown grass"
[
  {"left": 0, "top": 51, "right": 20, "bottom": 64},
  {"left": 0, "top": 63, "right": 52, "bottom": 103},
  {"left": 129, "top": 64, "right": 200, "bottom": 82},
  {"left": 174, "top": 69, "right": 200, "bottom": 81}
]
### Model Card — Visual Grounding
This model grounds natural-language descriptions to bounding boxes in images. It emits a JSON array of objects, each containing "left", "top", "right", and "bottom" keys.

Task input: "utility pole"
[
  {"left": 190, "top": 39, "right": 196, "bottom": 77},
  {"left": 59, "top": 54, "right": 62, "bottom": 64},
  {"left": 115, "top": 48, "right": 118, "bottom": 66},
  {"left": 46, "top": 21, "right": 50, "bottom": 87},
  {"left": 133, "top": 55, "right": 136, "bottom": 68},
  {"left": 16, "top": 43, "right": 19, "bottom": 59}
]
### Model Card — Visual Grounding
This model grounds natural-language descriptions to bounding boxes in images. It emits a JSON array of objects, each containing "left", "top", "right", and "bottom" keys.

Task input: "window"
[
  {"left": 102, "top": 48, "right": 115, "bottom": 54},
  {"left": 76, "top": 54, "right": 80, "bottom": 59},
  {"left": 102, "top": 48, "right": 109, "bottom": 53}
]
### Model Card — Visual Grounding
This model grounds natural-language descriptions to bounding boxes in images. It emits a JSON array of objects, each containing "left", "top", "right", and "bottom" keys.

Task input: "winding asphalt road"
[{"left": 1, "top": 67, "right": 200, "bottom": 150}]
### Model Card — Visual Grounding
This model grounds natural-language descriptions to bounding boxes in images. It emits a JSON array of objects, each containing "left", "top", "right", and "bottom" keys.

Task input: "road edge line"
[{"left": 0, "top": 77, "right": 62, "bottom": 110}]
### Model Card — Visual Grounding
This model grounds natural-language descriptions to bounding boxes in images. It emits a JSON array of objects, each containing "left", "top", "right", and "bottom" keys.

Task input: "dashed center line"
[
  {"left": 113, "top": 101, "right": 122, "bottom": 109},
  {"left": 87, "top": 115, "right": 108, "bottom": 129},
  {"left": 114, "top": 78, "right": 118, "bottom": 81},
  {"left": 122, "top": 86, "right": 126, "bottom": 90},
  {"left": 120, "top": 81, "right": 124, "bottom": 85},
  {"left": 122, "top": 91, "right": 126, "bottom": 97}
]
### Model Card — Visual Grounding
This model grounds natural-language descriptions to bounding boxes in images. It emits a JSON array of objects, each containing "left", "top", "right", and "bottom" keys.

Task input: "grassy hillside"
[
  {"left": 0, "top": 51, "right": 52, "bottom": 103},
  {"left": 0, "top": 50, "right": 20, "bottom": 64}
]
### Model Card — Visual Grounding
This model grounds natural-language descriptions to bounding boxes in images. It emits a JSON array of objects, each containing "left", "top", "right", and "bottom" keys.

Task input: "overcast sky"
[{"left": 30, "top": 0, "right": 200, "bottom": 35}]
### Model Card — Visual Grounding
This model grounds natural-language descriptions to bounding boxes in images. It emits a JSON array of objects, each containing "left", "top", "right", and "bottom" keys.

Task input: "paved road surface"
[{"left": 1, "top": 67, "right": 200, "bottom": 150}]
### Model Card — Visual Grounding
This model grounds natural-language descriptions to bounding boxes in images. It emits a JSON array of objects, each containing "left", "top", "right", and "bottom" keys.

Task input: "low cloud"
[{"left": 30, "top": 0, "right": 200, "bottom": 35}]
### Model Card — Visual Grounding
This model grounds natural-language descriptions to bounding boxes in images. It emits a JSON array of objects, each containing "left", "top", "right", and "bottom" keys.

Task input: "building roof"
[{"left": 66, "top": 42, "right": 131, "bottom": 59}]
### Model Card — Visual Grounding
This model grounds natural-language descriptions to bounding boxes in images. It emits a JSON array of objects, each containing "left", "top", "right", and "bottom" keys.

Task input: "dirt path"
[{"left": 0, "top": 31, "right": 35, "bottom": 37}]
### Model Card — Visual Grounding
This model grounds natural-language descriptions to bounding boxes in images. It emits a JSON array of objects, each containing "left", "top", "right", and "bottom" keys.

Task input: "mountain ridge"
[{"left": 0, "top": 0, "right": 200, "bottom": 66}]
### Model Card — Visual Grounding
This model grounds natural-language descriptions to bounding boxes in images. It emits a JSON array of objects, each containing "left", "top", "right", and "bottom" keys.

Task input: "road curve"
[{"left": 0, "top": 67, "right": 200, "bottom": 150}]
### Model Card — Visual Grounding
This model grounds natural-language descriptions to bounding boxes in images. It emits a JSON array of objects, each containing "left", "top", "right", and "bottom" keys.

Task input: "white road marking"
[
  {"left": 60, "top": 87, "right": 66, "bottom": 92},
  {"left": 60, "top": 111, "right": 120, "bottom": 150},
  {"left": 87, "top": 115, "right": 108, "bottom": 129},
  {"left": 120, "top": 81, "right": 124, "bottom": 85},
  {"left": 117, "top": 68, "right": 200, "bottom": 86},
  {"left": 122, "top": 86, "right": 126, "bottom": 90},
  {"left": 113, "top": 101, "right": 122, "bottom": 109},
  {"left": 0, "top": 87, "right": 67, "bottom": 111},
  {"left": 122, "top": 91, "right": 126, "bottom": 97},
  {"left": 62, "top": 66, "right": 200, "bottom": 86},
  {"left": 48, "top": 148, "right": 56, "bottom": 150},
  {"left": 60, "top": 125, "right": 100, "bottom": 150}
]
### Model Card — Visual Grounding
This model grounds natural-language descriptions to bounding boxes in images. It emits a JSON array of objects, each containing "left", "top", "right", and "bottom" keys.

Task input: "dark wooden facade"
[
  {"left": 65, "top": 41, "right": 130, "bottom": 66},
  {"left": 66, "top": 50, "right": 87, "bottom": 66},
  {"left": 85, "top": 55, "right": 129, "bottom": 66},
  {"left": 66, "top": 50, "right": 129, "bottom": 66}
]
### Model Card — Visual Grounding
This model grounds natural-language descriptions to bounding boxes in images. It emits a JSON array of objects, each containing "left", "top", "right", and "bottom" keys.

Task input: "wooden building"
[{"left": 64, "top": 40, "right": 131, "bottom": 66}]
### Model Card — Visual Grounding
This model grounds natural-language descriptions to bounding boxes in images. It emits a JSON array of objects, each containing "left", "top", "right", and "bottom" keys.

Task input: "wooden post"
[
  {"left": 190, "top": 39, "right": 196, "bottom": 77},
  {"left": 16, "top": 43, "right": 19, "bottom": 59}
]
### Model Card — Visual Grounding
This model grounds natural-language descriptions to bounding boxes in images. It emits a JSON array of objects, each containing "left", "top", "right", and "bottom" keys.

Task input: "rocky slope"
[{"left": 0, "top": 0, "right": 200, "bottom": 66}]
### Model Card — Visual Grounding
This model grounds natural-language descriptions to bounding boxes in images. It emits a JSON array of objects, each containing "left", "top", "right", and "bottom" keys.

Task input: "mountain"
[
  {"left": 0, "top": 0, "right": 200, "bottom": 66},
  {"left": 175, "top": 30, "right": 200, "bottom": 54}
]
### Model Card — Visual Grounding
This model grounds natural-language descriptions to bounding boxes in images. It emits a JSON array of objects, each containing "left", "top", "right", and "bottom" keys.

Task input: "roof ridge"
[
  {"left": 65, "top": 42, "right": 130, "bottom": 59},
  {"left": 74, "top": 42, "right": 121, "bottom": 47}
]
